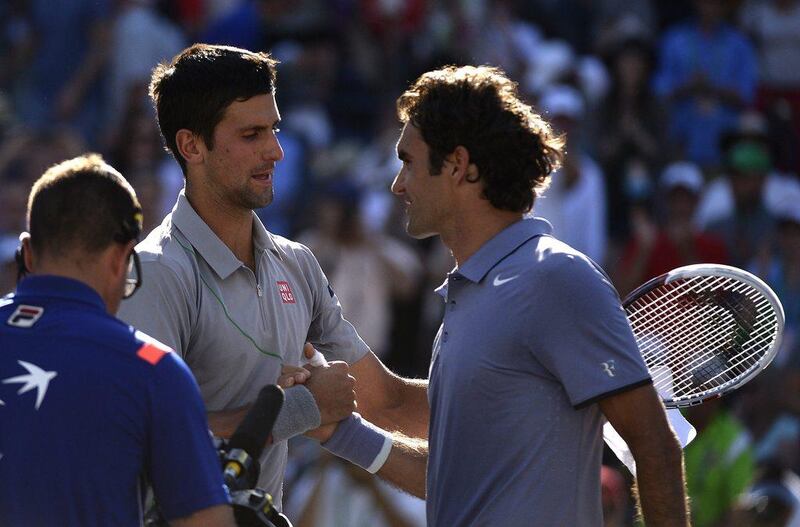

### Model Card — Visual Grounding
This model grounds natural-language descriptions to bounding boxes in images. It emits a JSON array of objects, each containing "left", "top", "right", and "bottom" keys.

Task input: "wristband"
[
  {"left": 270, "top": 385, "right": 321, "bottom": 442},
  {"left": 322, "top": 413, "right": 393, "bottom": 474}
]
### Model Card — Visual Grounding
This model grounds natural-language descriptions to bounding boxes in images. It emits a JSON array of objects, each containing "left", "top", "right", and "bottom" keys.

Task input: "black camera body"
[{"left": 146, "top": 386, "right": 291, "bottom": 527}]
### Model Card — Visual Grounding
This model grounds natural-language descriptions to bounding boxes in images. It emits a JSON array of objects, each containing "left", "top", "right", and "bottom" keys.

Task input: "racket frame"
[{"left": 622, "top": 263, "right": 785, "bottom": 408}]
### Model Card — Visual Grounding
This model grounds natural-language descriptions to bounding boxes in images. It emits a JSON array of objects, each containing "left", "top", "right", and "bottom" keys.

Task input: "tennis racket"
[{"left": 622, "top": 263, "right": 785, "bottom": 408}]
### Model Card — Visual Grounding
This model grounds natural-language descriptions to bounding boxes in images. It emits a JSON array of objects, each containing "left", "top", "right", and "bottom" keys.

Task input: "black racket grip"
[{"left": 228, "top": 385, "right": 285, "bottom": 462}]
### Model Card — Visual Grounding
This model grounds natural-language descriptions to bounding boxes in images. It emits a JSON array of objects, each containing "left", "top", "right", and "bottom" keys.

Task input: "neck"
[
  {"left": 185, "top": 181, "right": 256, "bottom": 267},
  {"left": 34, "top": 259, "right": 113, "bottom": 312},
  {"left": 442, "top": 205, "right": 523, "bottom": 266}
]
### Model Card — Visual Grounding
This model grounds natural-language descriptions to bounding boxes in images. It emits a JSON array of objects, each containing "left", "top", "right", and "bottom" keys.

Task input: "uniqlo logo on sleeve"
[{"left": 276, "top": 281, "right": 296, "bottom": 304}]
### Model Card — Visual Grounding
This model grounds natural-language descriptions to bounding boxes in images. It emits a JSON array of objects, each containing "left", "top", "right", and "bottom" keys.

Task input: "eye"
[{"left": 243, "top": 132, "right": 258, "bottom": 141}]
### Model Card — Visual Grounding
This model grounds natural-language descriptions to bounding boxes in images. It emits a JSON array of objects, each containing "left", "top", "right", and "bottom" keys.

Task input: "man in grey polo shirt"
[
  {"left": 117, "top": 44, "right": 430, "bottom": 506},
  {"left": 323, "top": 66, "right": 690, "bottom": 526}
]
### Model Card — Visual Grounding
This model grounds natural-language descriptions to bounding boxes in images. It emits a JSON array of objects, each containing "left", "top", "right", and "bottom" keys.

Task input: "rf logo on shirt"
[{"left": 601, "top": 360, "right": 617, "bottom": 377}]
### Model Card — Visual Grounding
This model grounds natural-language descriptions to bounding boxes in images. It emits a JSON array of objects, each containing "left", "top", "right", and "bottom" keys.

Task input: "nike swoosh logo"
[{"left": 493, "top": 274, "right": 519, "bottom": 287}]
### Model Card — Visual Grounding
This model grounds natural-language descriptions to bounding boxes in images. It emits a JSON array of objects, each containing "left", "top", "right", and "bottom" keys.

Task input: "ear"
[
  {"left": 20, "top": 233, "right": 34, "bottom": 273},
  {"left": 109, "top": 240, "right": 136, "bottom": 281},
  {"left": 175, "top": 129, "right": 206, "bottom": 167},
  {"left": 448, "top": 145, "right": 478, "bottom": 184}
]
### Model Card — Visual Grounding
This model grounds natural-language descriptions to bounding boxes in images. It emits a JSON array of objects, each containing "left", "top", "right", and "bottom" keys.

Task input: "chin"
[
  {"left": 406, "top": 221, "right": 436, "bottom": 240},
  {"left": 243, "top": 191, "right": 274, "bottom": 210}
]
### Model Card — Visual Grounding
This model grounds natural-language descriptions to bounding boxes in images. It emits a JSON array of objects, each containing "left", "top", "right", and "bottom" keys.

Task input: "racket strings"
[
  {"left": 636, "top": 281, "right": 771, "bottom": 396},
  {"left": 626, "top": 275, "right": 779, "bottom": 405},
  {"left": 636, "top": 285, "right": 775, "bottom": 399}
]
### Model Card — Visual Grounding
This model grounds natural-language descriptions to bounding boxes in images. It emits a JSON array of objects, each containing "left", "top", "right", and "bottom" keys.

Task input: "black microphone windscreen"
[{"left": 227, "top": 385, "right": 285, "bottom": 461}]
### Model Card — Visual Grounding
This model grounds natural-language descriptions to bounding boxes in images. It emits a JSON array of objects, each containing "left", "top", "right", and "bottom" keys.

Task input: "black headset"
[
  {"left": 15, "top": 206, "right": 143, "bottom": 287},
  {"left": 15, "top": 239, "right": 28, "bottom": 283}
]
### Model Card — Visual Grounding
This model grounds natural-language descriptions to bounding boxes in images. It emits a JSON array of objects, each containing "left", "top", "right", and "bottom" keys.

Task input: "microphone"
[{"left": 223, "top": 385, "right": 284, "bottom": 490}]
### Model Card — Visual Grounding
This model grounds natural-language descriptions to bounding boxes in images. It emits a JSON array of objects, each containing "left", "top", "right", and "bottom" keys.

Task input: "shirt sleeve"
[
  {"left": 146, "top": 352, "right": 229, "bottom": 520},
  {"left": 299, "top": 245, "right": 371, "bottom": 364},
  {"left": 526, "top": 254, "right": 652, "bottom": 408},
  {"left": 117, "top": 260, "right": 194, "bottom": 359}
]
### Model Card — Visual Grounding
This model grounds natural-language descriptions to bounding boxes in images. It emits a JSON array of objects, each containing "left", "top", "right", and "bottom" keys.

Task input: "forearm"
[
  {"left": 207, "top": 385, "right": 320, "bottom": 441},
  {"left": 170, "top": 504, "right": 235, "bottom": 527},
  {"left": 319, "top": 413, "right": 427, "bottom": 497},
  {"left": 359, "top": 377, "right": 429, "bottom": 439},
  {"left": 207, "top": 406, "right": 249, "bottom": 439},
  {"left": 633, "top": 435, "right": 690, "bottom": 526},
  {"left": 601, "top": 385, "right": 690, "bottom": 525},
  {"left": 376, "top": 433, "right": 428, "bottom": 499}
]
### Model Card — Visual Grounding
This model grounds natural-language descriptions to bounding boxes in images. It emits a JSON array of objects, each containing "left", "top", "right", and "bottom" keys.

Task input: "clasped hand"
[{"left": 277, "top": 344, "right": 353, "bottom": 442}]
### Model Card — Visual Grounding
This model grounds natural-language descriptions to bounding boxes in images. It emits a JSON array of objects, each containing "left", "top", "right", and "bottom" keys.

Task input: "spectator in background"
[
  {"left": 653, "top": 0, "right": 758, "bottom": 168},
  {"left": 739, "top": 0, "right": 800, "bottom": 91},
  {"left": 601, "top": 465, "right": 631, "bottom": 527},
  {"left": 13, "top": 0, "right": 112, "bottom": 144},
  {"left": 470, "top": 0, "right": 542, "bottom": 85},
  {"left": 706, "top": 140, "right": 776, "bottom": 267},
  {"left": 108, "top": 101, "right": 175, "bottom": 235},
  {"left": 684, "top": 397, "right": 757, "bottom": 527},
  {"left": 615, "top": 162, "right": 727, "bottom": 296},
  {"left": 0, "top": 128, "right": 86, "bottom": 294},
  {"left": 697, "top": 110, "right": 800, "bottom": 228},
  {"left": 750, "top": 192, "right": 800, "bottom": 367},
  {"left": 731, "top": 461, "right": 800, "bottom": 527},
  {"left": 105, "top": 0, "right": 185, "bottom": 146},
  {"left": 595, "top": 18, "right": 666, "bottom": 246},
  {"left": 533, "top": 84, "right": 607, "bottom": 264},
  {"left": 298, "top": 180, "right": 422, "bottom": 359},
  {"left": 0, "top": 1, "right": 33, "bottom": 95},
  {"left": 740, "top": 0, "right": 800, "bottom": 174}
]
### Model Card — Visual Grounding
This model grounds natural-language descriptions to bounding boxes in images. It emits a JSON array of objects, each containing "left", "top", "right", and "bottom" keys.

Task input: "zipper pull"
[{"left": 256, "top": 283, "right": 263, "bottom": 297}]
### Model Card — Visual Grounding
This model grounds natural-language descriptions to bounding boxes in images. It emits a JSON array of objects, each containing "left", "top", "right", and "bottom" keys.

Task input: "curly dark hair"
[
  {"left": 149, "top": 44, "right": 278, "bottom": 175},
  {"left": 396, "top": 65, "right": 564, "bottom": 213}
]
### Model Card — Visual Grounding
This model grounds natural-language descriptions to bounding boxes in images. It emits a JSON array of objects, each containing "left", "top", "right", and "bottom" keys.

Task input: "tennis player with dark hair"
[
  {"left": 316, "top": 65, "right": 689, "bottom": 526},
  {"left": 0, "top": 155, "right": 234, "bottom": 526},
  {"left": 117, "top": 43, "right": 430, "bottom": 506}
]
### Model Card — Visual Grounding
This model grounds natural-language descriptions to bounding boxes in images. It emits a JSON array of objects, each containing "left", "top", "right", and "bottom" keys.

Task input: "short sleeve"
[
  {"left": 300, "top": 246, "right": 371, "bottom": 364},
  {"left": 526, "top": 255, "right": 652, "bottom": 408},
  {"left": 118, "top": 260, "right": 194, "bottom": 359},
  {"left": 146, "top": 352, "right": 229, "bottom": 520}
]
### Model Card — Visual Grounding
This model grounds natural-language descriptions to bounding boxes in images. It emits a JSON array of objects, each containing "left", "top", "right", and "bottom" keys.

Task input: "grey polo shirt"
[
  {"left": 426, "top": 217, "right": 651, "bottom": 527},
  {"left": 117, "top": 191, "right": 369, "bottom": 504}
]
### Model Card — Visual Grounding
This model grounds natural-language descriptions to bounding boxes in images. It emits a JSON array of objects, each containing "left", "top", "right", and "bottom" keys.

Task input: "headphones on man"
[
  {"left": 15, "top": 233, "right": 30, "bottom": 283},
  {"left": 15, "top": 207, "right": 143, "bottom": 290}
]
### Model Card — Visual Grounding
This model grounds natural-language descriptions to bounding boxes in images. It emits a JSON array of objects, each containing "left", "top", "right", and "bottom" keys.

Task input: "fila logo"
[
  {"left": 277, "top": 281, "right": 296, "bottom": 304},
  {"left": 7, "top": 305, "right": 44, "bottom": 328},
  {"left": 601, "top": 360, "right": 617, "bottom": 377}
]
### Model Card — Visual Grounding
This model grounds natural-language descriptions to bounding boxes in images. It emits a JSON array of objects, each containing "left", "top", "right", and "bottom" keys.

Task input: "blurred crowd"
[{"left": 1, "top": 0, "right": 800, "bottom": 525}]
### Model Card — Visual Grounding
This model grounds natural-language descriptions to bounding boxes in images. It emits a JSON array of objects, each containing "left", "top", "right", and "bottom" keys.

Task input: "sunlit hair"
[
  {"left": 27, "top": 154, "right": 142, "bottom": 257},
  {"left": 397, "top": 65, "right": 564, "bottom": 212}
]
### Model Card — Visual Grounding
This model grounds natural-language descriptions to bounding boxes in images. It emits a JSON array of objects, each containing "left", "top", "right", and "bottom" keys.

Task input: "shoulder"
[
  {"left": 136, "top": 218, "right": 200, "bottom": 288},
  {"left": 270, "top": 232, "right": 315, "bottom": 259},
  {"left": 65, "top": 313, "right": 174, "bottom": 369},
  {"left": 269, "top": 232, "right": 323, "bottom": 272},
  {"left": 520, "top": 237, "right": 614, "bottom": 299},
  {"left": 122, "top": 327, "right": 196, "bottom": 384},
  {"left": 130, "top": 329, "right": 177, "bottom": 366}
]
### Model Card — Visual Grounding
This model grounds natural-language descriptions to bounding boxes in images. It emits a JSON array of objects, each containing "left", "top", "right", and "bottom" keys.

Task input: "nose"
[
  {"left": 266, "top": 132, "right": 284, "bottom": 163},
  {"left": 390, "top": 171, "right": 405, "bottom": 196}
]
